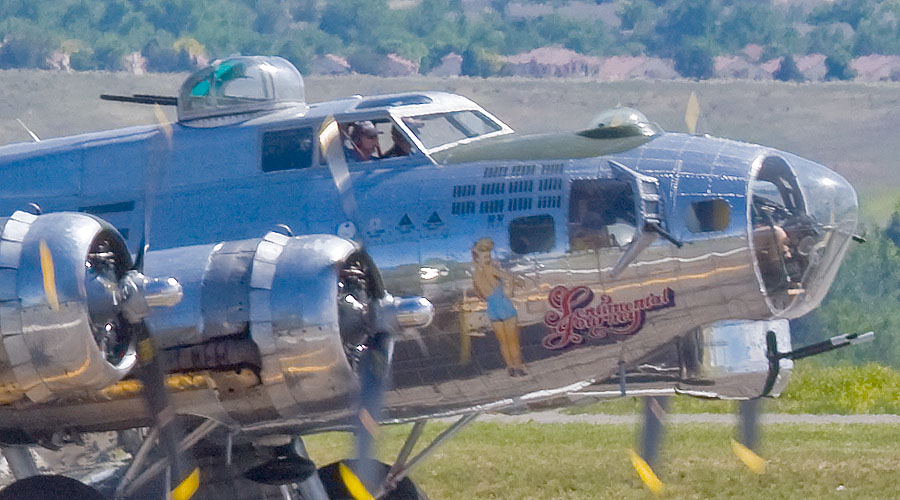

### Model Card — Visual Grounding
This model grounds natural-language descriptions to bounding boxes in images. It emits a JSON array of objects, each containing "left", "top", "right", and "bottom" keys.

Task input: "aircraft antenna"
[{"left": 15, "top": 119, "right": 40, "bottom": 142}]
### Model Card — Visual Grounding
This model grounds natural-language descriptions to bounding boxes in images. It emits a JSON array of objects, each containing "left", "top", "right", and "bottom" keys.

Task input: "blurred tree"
[
  {"left": 98, "top": 1, "right": 130, "bottom": 33},
  {"left": 853, "top": 5, "right": 900, "bottom": 56},
  {"left": 462, "top": 13, "right": 506, "bottom": 54},
  {"left": 69, "top": 48, "right": 97, "bottom": 70},
  {"left": 320, "top": 0, "right": 390, "bottom": 44},
  {"left": 0, "top": 0, "right": 40, "bottom": 22},
  {"left": 651, "top": 0, "right": 721, "bottom": 52},
  {"left": 93, "top": 33, "right": 129, "bottom": 70},
  {"left": 795, "top": 223, "right": 900, "bottom": 367},
  {"left": 824, "top": 51, "right": 856, "bottom": 81},
  {"left": 717, "top": 3, "right": 782, "bottom": 52},
  {"left": 674, "top": 42, "right": 715, "bottom": 79},
  {"left": 806, "top": 23, "right": 854, "bottom": 56},
  {"left": 142, "top": 33, "right": 192, "bottom": 72},
  {"left": 1, "top": 0, "right": 898, "bottom": 73},
  {"left": 143, "top": 0, "right": 198, "bottom": 35},
  {"left": 191, "top": 1, "right": 260, "bottom": 57},
  {"left": 619, "top": 0, "right": 657, "bottom": 32},
  {"left": 347, "top": 48, "right": 383, "bottom": 75},
  {"left": 533, "top": 15, "right": 610, "bottom": 55},
  {"left": 289, "top": 0, "right": 320, "bottom": 22},
  {"left": 60, "top": 1, "right": 103, "bottom": 41},
  {"left": 503, "top": 19, "right": 546, "bottom": 55},
  {"left": 253, "top": 0, "right": 290, "bottom": 35},
  {"left": 808, "top": 0, "right": 873, "bottom": 30},
  {"left": 376, "top": 31, "right": 429, "bottom": 65},
  {"left": 773, "top": 54, "right": 803, "bottom": 81},
  {"left": 408, "top": 0, "right": 463, "bottom": 38},
  {"left": 0, "top": 28, "right": 57, "bottom": 69},
  {"left": 278, "top": 25, "right": 344, "bottom": 71},
  {"left": 885, "top": 212, "right": 900, "bottom": 249},
  {"left": 461, "top": 45, "right": 502, "bottom": 77}
]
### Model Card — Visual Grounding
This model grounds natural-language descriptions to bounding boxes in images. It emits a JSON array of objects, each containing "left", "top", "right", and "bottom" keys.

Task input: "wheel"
[
  {"left": 0, "top": 474, "right": 105, "bottom": 500},
  {"left": 318, "top": 459, "right": 429, "bottom": 500}
]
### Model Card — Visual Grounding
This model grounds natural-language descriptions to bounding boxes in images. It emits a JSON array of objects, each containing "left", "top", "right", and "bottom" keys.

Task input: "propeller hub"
[{"left": 120, "top": 271, "right": 183, "bottom": 324}]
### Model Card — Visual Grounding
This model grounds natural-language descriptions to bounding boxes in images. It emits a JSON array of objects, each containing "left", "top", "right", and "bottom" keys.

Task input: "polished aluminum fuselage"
[{"left": 0, "top": 96, "right": 857, "bottom": 437}]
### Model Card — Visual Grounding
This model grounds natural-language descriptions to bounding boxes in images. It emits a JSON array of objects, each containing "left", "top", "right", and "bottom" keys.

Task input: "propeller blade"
[
  {"left": 135, "top": 105, "right": 173, "bottom": 272},
  {"left": 734, "top": 399, "right": 766, "bottom": 474},
  {"left": 628, "top": 449, "right": 663, "bottom": 496},
  {"left": 354, "top": 330, "right": 394, "bottom": 491},
  {"left": 320, "top": 116, "right": 367, "bottom": 246},
  {"left": 319, "top": 115, "right": 387, "bottom": 491},
  {"left": 685, "top": 91, "right": 700, "bottom": 134},
  {"left": 338, "top": 462, "right": 376, "bottom": 500},
  {"left": 631, "top": 396, "right": 668, "bottom": 495},
  {"left": 129, "top": 102, "right": 199, "bottom": 498},
  {"left": 133, "top": 322, "right": 201, "bottom": 499}
]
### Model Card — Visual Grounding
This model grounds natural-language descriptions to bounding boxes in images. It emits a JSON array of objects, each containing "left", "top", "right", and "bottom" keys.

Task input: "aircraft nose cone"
[{"left": 750, "top": 155, "right": 858, "bottom": 317}]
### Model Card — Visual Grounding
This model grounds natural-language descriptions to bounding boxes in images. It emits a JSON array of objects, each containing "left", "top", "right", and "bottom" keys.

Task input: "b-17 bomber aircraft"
[{"left": 0, "top": 56, "right": 869, "bottom": 499}]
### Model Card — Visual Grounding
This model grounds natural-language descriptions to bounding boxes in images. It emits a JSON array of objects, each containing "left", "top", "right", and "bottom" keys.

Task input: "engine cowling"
[
  {"left": 0, "top": 211, "right": 136, "bottom": 404},
  {"left": 142, "top": 231, "right": 432, "bottom": 424},
  {"left": 0, "top": 223, "right": 432, "bottom": 434}
]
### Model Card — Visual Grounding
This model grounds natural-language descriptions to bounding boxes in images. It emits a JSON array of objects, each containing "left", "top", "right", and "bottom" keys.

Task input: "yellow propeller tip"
[
  {"left": 685, "top": 91, "right": 700, "bottom": 135},
  {"left": 629, "top": 449, "right": 664, "bottom": 495},
  {"left": 339, "top": 462, "right": 375, "bottom": 500},
  {"left": 731, "top": 439, "right": 767, "bottom": 474},
  {"left": 171, "top": 466, "right": 201, "bottom": 500}
]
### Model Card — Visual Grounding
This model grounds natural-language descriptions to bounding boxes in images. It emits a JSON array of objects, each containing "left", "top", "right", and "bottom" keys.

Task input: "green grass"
[
  {"left": 858, "top": 185, "right": 900, "bottom": 225},
  {"left": 300, "top": 363, "right": 900, "bottom": 498},
  {"left": 304, "top": 422, "right": 900, "bottom": 499},
  {"left": 567, "top": 362, "right": 900, "bottom": 416}
]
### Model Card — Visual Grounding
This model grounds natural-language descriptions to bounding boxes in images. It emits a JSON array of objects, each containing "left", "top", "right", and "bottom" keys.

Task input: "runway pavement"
[{"left": 475, "top": 411, "right": 900, "bottom": 425}]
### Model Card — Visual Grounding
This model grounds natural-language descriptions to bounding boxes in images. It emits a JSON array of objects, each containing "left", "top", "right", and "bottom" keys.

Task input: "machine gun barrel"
[
  {"left": 769, "top": 331, "right": 874, "bottom": 361},
  {"left": 761, "top": 330, "right": 874, "bottom": 397},
  {"left": 100, "top": 94, "right": 178, "bottom": 106}
]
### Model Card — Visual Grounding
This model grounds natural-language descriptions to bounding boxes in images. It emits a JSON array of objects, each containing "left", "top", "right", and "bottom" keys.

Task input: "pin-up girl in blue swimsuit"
[{"left": 472, "top": 238, "right": 528, "bottom": 377}]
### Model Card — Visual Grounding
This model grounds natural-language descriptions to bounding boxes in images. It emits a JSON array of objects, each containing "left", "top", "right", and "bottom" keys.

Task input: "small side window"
[
  {"left": 569, "top": 179, "right": 636, "bottom": 251},
  {"left": 262, "top": 127, "right": 314, "bottom": 172},
  {"left": 510, "top": 215, "right": 555, "bottom": 254},
  {"left": 686, "top": 199, "right": 730, "bottom": 232}
]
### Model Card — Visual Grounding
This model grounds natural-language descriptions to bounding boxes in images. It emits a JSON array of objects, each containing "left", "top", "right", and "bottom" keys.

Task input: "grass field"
[
  {"left": 303, "top": 421, "right": 900, "bottom": 500},
  {"left": 295, "top": 362, "right": 900, "bottom": 499}
]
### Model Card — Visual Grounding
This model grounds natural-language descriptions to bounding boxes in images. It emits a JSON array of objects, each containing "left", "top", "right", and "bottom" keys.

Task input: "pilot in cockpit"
[
  {"left": 384, "top": 126, "right": 412, "bottom": 158},
  {"left": 349, "top": 121, "right": 382, "bottom": 161}
]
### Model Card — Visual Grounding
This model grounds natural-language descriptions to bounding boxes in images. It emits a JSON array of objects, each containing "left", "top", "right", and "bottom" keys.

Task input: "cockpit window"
[
  {"left": 336, "top": 118, "right": 417, "bottom": 163},
  {"left": 262, "top": 127, "right": 314, "bottom": 172},
  {"left": 403, "top": 110, "right": 502, "bottom": 150}
]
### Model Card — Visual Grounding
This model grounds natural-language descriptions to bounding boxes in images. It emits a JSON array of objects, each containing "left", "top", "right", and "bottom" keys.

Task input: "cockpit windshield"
[{"left": 402, "top": 110, "right": 502, "bottom": 150}]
